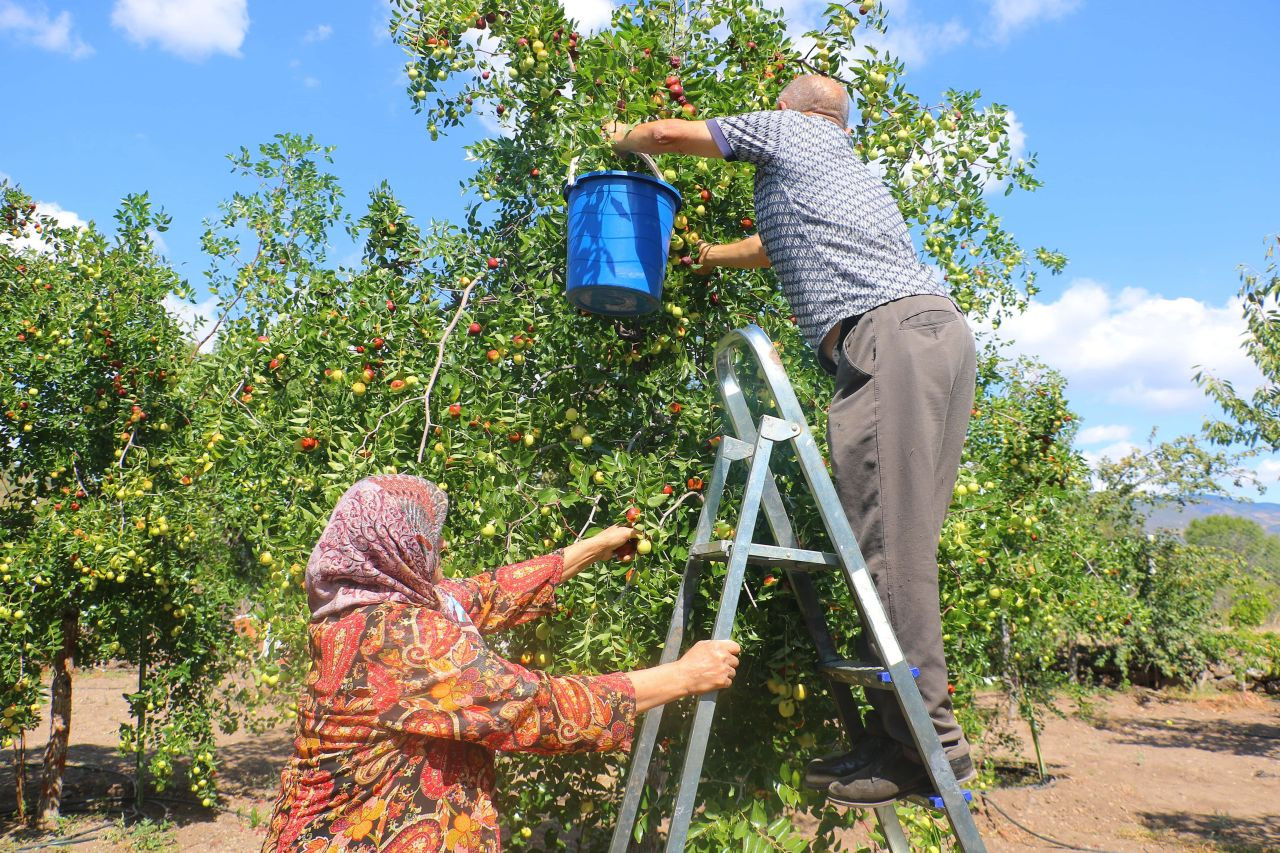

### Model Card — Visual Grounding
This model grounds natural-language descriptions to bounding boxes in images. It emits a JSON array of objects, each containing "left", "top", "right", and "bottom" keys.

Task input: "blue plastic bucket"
[{"left": 564, "top": 170, "right": 683, "bottom": 317}]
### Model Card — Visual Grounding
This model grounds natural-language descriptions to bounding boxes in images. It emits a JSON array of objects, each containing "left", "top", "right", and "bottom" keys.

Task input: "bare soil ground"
[
  {"left": 974, "top": 689, "right": 1280, "bottom": 853},
  {"left": 1, "top": 666, "right": 1276, "bottom": 851}
]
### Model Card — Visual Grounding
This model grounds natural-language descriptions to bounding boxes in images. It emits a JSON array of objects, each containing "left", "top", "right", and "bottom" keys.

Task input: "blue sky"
[{"left": 3, "top": 0, "right": 1279, "bottom": 494}]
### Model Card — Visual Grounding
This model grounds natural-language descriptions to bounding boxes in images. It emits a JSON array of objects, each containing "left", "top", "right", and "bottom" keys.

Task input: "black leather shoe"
[
  {"left": 826, "top": 745, "right": 976, "bottom": 807},
  {"left": 802, "top": 735, "right": 888, "bottom": 790}
]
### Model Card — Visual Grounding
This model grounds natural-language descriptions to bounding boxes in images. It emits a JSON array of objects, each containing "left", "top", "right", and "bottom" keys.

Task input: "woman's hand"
[
  {"left": 560, "top": 524, "right": 637, "bottom": 581},
  {"left": 674, "top": 640, "right": 741, "bottom": 696},
  {"left": 627, "top": 639, "right": 741, "bottom": 713}
]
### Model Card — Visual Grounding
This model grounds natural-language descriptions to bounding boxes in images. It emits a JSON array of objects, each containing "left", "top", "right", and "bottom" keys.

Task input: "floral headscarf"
[{"left": 305, "top": 475, "right": 450, "bottom": 620}]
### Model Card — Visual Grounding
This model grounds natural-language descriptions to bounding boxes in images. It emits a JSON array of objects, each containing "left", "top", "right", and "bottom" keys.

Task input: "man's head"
[{"left": 777, "top": 75, "right": 849, "bottom": 128}]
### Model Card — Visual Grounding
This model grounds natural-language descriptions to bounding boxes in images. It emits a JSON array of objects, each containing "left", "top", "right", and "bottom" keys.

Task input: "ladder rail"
[
  {"left": 663, "top": 423, "right": 785, "bottom": 852},
  {"left": 711, "top": 326, "right": 985, "bottom": 852},
  {"left": 712, "top": 331, "right": 866, "bottom": 736},
  {"left": 607, "top": 438, "right": 739, "bottom": 853},
  {"left": 875, "top": 805, "right": 912, "bottom": 853},
  {"left": 608, "top": 325, "right": 985, "bottom": 853}
]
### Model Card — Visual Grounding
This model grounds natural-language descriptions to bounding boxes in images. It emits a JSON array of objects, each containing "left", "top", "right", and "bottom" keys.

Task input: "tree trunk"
[
  {"left": 13, "top": 731, "right": 26, "bottom": 824},
  {"left": 38, "top": 608, "right": 77, "bottom": 827},
  {"left": 135, "top": 636, "right": 149, "bottom": 809}
]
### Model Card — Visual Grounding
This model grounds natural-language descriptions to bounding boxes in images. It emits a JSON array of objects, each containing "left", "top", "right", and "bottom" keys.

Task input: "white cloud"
[
  {"left": 303, "top": 23, "right": 332, "bottom": 43},
  {"left": 0, "top": 200, "right": 87, "bottom": 254},
  {"left": 986, "top": 0, "right": 1081, "bottom": 42},
  {"left": 303, "top": 76, "right": 320, "bottom": 88},
  {"left": 0, "top": 2, "right": 92, "bottom": 58},
  {"left": 1077, "top": 424, "right": 1133, "bottom": 446},
  {"left": 987, "top": 279, "right": 1262, "bottom": 413},
  {"left": 562, "top": 0, "right": 614, "bottom": 33},
  {"left": 868, "top": 17, "right": 968, "bottom": 68},
  {"left": 146, "top": 228, "right": 170, "bottom": 256},
  {"left": 35, "top": 201, "right": 86, "bottom": 230},
  {"left": 459, "top": 30, "right": 514, "bottom": 139},
  {"left": 1081, "top": 440, "right": 1142, "bottom": 468},
  {"left": 782, "top": 0, "right": 1075, "bottom": 70},
  {"left": 111, "top": 0, "right": 248, "bottom": 61},
  {"left": 1003, "top": 109, "right": 1027, "bottom": 160},
  {"left": 162, "top": 293, "right": 219, "bottom": 353},
  {"left": 1253, "top": 458, "right": 1280, "bottom": 486},
  {"left": 475, "top": 102, "right": 515, "bottom": 139},
  {"left": 841, "top": 0, "right": 968, "bottom": 68}
]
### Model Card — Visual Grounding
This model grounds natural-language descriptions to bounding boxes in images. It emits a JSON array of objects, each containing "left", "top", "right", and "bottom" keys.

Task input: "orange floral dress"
[{"left": 262, "top": 552, "right": 636, "bottom": 852}]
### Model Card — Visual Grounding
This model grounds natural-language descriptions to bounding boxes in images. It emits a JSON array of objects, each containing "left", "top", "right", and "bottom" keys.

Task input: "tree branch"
[{"left": 417, "top": 273, "right": 482, "bottom": 463}]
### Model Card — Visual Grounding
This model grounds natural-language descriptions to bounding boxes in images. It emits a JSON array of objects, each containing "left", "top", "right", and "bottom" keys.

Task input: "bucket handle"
[{"left": 567, "top": 140, "right": 665, "bottom": 188}]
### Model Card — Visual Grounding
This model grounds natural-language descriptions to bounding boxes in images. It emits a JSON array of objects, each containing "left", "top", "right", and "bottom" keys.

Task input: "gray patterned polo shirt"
[{"left": 706, "top": 109, "right": 948, "bottom": 371}]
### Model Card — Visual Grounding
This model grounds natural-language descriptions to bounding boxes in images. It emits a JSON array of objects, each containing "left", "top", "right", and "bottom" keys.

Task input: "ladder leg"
[
  {"left": 784, "top": 570, "right": 864, "bottom": 737},
  {"left": 608, "top": 555, "right": 700, "bottom": 853},
  {"left": 609, "top": 440, "right": 736, "bottom": 853},
  {"left": 663, "top": 433, "right": 779, "bottom": 853},
  {"left": 787, "top": 420, "right": 986, "bottom": 852},
  {"left": 691, "top": 326, "right": 988, "bottom": 852},
  {"left": 875, "top": 805, "right": 911, "bottom": 853},
  {"left": 726, "top": 412, "right": 866, "bottom": 738},
  {"left": 717, "top": 347, "right": 865, "bottom": 737}
]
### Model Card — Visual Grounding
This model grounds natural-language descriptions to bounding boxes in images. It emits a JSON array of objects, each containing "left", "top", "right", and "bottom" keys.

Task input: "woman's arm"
[
  {"left": 436, "top": 551, "right": 563, "bottom": 634},
  {"left": 626, "top": 640, "right": 741, "bottom": 713},
  {"left": 375, "top": 605, "right": 740, "bottom": 754},
  {"left": 439, "top": 526, "right": 635, "bottom": 633},
  {"left": 560, "top": 525, "right": 634, "bottom": 581}
]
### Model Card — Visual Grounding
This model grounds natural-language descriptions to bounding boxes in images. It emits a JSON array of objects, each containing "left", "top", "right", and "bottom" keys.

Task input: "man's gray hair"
[{"left": 778, "top": 75, "right": 850, "bottom": 127}]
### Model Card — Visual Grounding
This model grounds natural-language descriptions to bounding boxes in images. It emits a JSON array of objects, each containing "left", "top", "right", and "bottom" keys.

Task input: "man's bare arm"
[
  {"left": 697, "top": 234, "right": 771, "bottom": 271},
  {"left": 608, "top": 119, "right": 726, "bottom": 159}
]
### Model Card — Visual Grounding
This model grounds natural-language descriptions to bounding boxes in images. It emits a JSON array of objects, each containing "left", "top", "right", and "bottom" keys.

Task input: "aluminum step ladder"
[{"left": 608, "top": 325, "right": 986, "bottom": 853}]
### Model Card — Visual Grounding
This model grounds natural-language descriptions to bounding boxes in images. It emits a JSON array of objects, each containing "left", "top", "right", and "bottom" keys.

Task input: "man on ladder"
[{"left": 607, "top": 74, "right": 978, "bottom": 807}]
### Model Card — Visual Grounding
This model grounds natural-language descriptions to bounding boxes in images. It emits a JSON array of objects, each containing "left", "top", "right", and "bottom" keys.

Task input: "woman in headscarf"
[{"left": 262, "top": 474, "right": 739, "bottom": 852}]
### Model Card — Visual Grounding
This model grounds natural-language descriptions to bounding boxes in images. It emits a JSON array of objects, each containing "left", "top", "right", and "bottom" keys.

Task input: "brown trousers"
[{"left": 825, "top": 294, "right": 976, "bottom": 754}]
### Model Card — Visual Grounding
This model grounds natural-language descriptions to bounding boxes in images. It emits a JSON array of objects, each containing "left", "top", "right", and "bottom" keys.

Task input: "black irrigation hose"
[
  {"left": 4, "top": 762, "right": 169, "bottom": 850},
  {"left": 7, "top": 763, "right": 1122, "bottom": 853},
  {"left": 981, "top": 792, "right": 1120, "bottom": 853},
  {"left": 15, "top": 821, "right": 113, "bottom": 850}
]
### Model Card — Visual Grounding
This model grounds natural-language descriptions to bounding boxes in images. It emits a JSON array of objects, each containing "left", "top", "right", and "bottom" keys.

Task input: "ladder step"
[
  {"left": 690, "top": 540, "right": 840, "bottom": 571},
  {"left": 907, "top": 789, "right": 974, "bottom": 810},
  {"left": 821, "top": 659, "right": 921, "bottom": 690}
]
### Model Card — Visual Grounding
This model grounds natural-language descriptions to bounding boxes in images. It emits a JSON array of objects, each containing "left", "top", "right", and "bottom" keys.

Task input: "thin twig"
[
  {"left": 657, "top": 489, "right": 703, "bottom": 531},
  {"left": 417, "top": 273, "right": 482, "bottom": 463},
  {"left": 194, "top": 245, "right": 264, "bottom": 354},
  {"left": 503, "top": 502, "right": 543, "bottom": 552},
  {"left": 1074, "top": 552, "right": 1102, "bottom": 581},
  {"left": 117, "top": 430, "right": 135, "bottom": 470},
  {"left": 577, "top": 495, "right": 603, "bottom": 538},
  {"left": 229, "top": 377, "right": 263, "bottom": 426},
  {"left": 361, "top": 383, "right": 430, "bottom": 455},
  {"left": 70, "top": 460, "right": 88, "bottom": 501}
]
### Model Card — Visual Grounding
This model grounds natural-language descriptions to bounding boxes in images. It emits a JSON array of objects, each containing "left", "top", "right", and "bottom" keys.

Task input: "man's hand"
[
  {"left": 599, "top": 118, "right": 725, "bottom": 159},
  {"left": 603, "top": 120, "right": 634, "bottom": 152},
  {"left": 692, "top": 234, "right": 770, "bottom": 272},
  {"left": 692, "top": 242, "right": 718, "bottom": 277}
]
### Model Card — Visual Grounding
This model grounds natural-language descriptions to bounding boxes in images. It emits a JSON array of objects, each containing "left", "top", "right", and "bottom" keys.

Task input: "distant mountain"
[{"left": 1142, "top": 494, "right": 1280, "bottom": 535}]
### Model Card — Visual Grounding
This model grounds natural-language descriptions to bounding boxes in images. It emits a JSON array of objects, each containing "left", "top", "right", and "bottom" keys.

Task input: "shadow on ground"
[
  {"left": 1139, "top": 810, "right": 1280, "bottom": 851},
  {"left": 1103, "top": 716, "right": 1280, "bottom": 758},
  {"left": 0, "top": 728, "right": 291, "bottom": 839}
]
